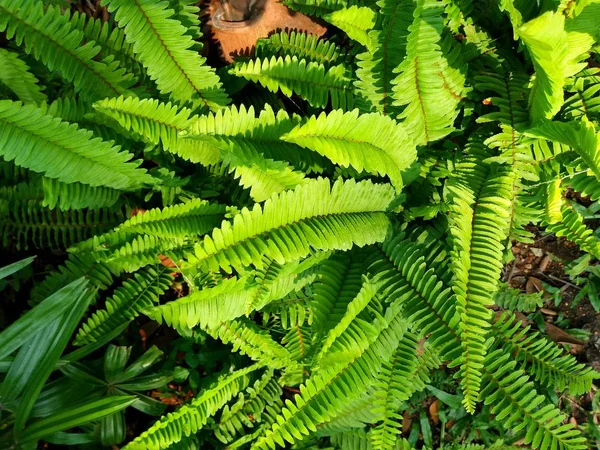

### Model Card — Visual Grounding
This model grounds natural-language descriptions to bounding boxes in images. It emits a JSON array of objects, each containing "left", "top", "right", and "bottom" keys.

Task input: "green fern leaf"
[
  {"left": 0, "top": 48, "right": 46, "bottom": 104},
  {"left": 0, "top": 0, "right": 134, "bottom": 103},
  {"left": 546, "top": 203, "right": 600, "bottom": 259},
  {"left": 75, "top": 265, "right": 172, "bottom": 345},
  {"left": 123, "top": 365, "right": 260, "bottom": 450},
  {"left": 41, "top": 177, "right": 121, "bottom": 211},
  {"left": 229, "top": 55, "right": 354, "bottom": 110},
  {"left": 102, "top": 0, "right": 228, "bottom": 110},
  {"left": 0, "top": 100, "right": 153, "bottom": 190},
  {"left": 355, "top": 0, "right": 414, "bottom": 115},
  {"left": 281, "top": 109, "right": 416, "bottom": 191},
  {"left": 256, "top": 31, "right": 344, "bottom": 65},
  {"left": 482, "top": 350, "right": 587, "bottom": 450},
  {"left": 187, "top": 178, "right": 395, "bottom": 274},
  {"left": 391, "top": 0, "right": 466, "bottom": 145},
  {"left": 324, "top": 6, "right": 376, "bottom": 48},
  {"left": 448, "top": 147, "right": 513, "bottom": 412}
]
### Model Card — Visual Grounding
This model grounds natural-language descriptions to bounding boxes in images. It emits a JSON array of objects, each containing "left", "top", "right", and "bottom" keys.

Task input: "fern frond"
[
  {"left": 282, "top": 325, "right": 312, "bottom": 361},
  {"left": 252, "top": 307, "right": 407, "bottom": 449},
  {"left": 481, "top": 350, "right": 587, "bottom": 450},
  {"left": 208, "top": 318, "right": 293, "bottom": 369},
  {"left": 368, "top": 233, "right": 461, "bottom": 361},
  {"left": 216, "top": 370, "right": 283, "bottom": 445},
  {"left": 145, "top": 277, "right": 253, "bottom": 330},
  {"left": 102, "top": 0, "right": 228, "bottom": 110},
  {"left": 564, "top": 77, "right": 600, "bottom": 121},
  {"left": 41, "top": 177, "right": 121, "bottom": 211},
  {"left": 187, "top": 178, "right": 395, "bottom": 274},
  {"left": 493, "top": 283, "right": 543, "bottom": 312},
  {"left": 93, "top": 96, "right": 223, "bottom": 165},
  {"left": 75, "top": 265, "right": 172, "bottom": 345},
  {"left": 281, "top": 109, "right": 416, "bottom": 191},
  {"left": 0, "top": 100, "right": 153, "bottom": 190},
  {"left": 115, "top": 198, "right": 227, "bottom": 238},
  {"left": 229, "top": 55, "right": 354, "bottom": 110},
  {"left": 222, "top": 146, "right": 309, "bottom": 202},
  {"left": 185, "top": 104, "right": 328, "bottom": 174},
  {"left": 256, "top": 31, "right": 344, "bottom": 65},
  {"left": 123, "top": 365, "right": 260, "bottom": 450},
  {"left": 391, "top": 0, "right": 466, "bottom": 145},
  {"left": 369, "top": 332, "right": 419, "bottom": 450},
  {"left": 323, "top": 6, "right": 376, "bottom": 48},
  {"left": 546, "top": 203, "right": 600, "bottom": 259},
  {"left": 545, "top": 177, "right": 564, "bottom": 224},
  {"left": 282, "top": 0, "right": 356, "bottom": 16},
  {"left": 526, "top": 119, "right": 600, "bottom": 182},
  {"left": 448, "top": 148, "right": 513, "bottom": 412},
  {"left": 355, "top": 0, "right": 414, "bottom": 115},
  {"left": 0, "top": 0, "right": 134, "bottom": 103},
  {"left": 0, "top": 48, "right": 46, "bottom": 103},
  {"left": 493, "top": 312, "right": 600, "bottom": 395},
  {"left": 311, "top": 251, "right": 367, "bottom": 341}
]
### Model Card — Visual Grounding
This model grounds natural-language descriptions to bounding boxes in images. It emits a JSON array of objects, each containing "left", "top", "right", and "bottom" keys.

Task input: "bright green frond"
[
  {"left": 116, "top": 198, "right": 226, "bottom": 238},
  {"left": 355, "top": 0, "right": 414, "bottom": 115},
  {"left": 256, "top": 31, "right": 344, "bottom": 65},
  {"left": 0, "top": 48, "right": 46, "bottom": 104},
  {"left": 282, "top": 0, "right": 356, "bottom": 16},
  {"left": 324, "top": 6, "right": 376, "bottom": 48},
  {"left": 370, "top": 332, "right": 419, "bottom": 450},
  {"left": 102, "top": 0, "right": 228, "bottom": 110},
  {"left": 252, "top": 308, "right": 407, "bottom": 450},
  {"left": 482, "top": 350, "right": 587, "bottom": 450},
  {"left": 392, "top": 0, "right": 466, "bottom": 145},
  {"left": 187, "top": 178, "right": 395, "bottom": 273},
  {"left": 145, "top": 277, "right": 253, "bottom": 330},
  {"left": 282, "top": 109, "right": 416, "bottom": 191},
  {"left": 0, "top": 0, "right": 134, "bottom": 103},
  {"left": 0, "top": 100, "right": 153, "bottom": 190},
  {"left": 75, "top": 265, "right": 172, "bottom": 345},
  {"left": 448, "top": 148, "right": 513, "bottom": 412},
  {"left": 493, "top": 283, "right": 543, "bottom": 313},
  {"left": 229, "top": 55, "right": 354, "bottom": 110},
  {"left": 123, "top": 365, "right": 260, "bottom": 450},
  {"left": 546, "top": 203, "right": 600, "bottom": 259},
  {"left": 368, "top": 233, "right": 461, "bottom": 361},
  {"left": 493, "top": 312, "right": 600, "bottom": 395}
]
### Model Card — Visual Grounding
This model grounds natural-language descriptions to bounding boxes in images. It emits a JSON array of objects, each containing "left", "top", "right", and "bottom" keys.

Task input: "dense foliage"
[{"left": 1, "top": 0, "right": 600, "bottom": 449}]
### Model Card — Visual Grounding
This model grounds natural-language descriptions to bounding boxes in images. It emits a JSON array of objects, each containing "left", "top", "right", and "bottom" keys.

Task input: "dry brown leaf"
[
  {"left": 429, "top": 399, "right": 440, "bottom": 424},
  {"left": 545, "top": 323, "right": 585, "bottom": 345}
]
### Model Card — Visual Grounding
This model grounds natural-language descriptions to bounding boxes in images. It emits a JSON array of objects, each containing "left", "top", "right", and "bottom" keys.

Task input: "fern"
[
  {"left": 102, "top": 0, "right": 228, "bottom": 110},
  {"left": 323, "top": 6, "right": 376, "bottom": 48},
  {"left": 492, "top": 312, "right": 600, "bottom": 395},
  {"left": 230, "top": 55, "right": 354, "bottom": 110},
  {"left": 447, "top": 146, "right": 513, "bottom": 412},
  {"left": 0, "top": 0, "right": 134, "bottom": 103},
  {"left": 391, "top": 0, "right": 466, "bottom": 145},
  {"left": 123, "top": 365, "right": 260, "bottom": 450},
  {"left": 75, "top": 265, "right": 172, "bottom": 345},
  {"left": 187, "top": 178, "right": 395, "bottom": 273},
  {"left": 0, "top": 100, "right": 153, "bottom": 190},
  {"left": 41, "top": 178, "right": 121, "bottom": 211},
  {"left": 282, "top": 109, "right": 416, "bottom": 191},
  {"left": 256, "top": 31, "right": 344, "bottom": 65},
  {"left": 0, "top": 48, "right": 46, "bottom": 104}
]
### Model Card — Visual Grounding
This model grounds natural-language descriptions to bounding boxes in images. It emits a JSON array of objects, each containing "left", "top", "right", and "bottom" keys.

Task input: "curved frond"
[
  {"left": 493, "top": 283, "right": 543, "bottom": 313},
  {"left": 123, "top": 365, "right": 259, "bottom": 450},
  {"left": 391, "top": 0, "right": 466, "bottom": 145},
  {"left": 0, "top": 0, "right": 134, "bottom": 103},
  {"left": 0, "top": 48, "right": 46, "bottom": 103},
  {"left": 282, "top": 109, "right": 416, "bottom": 191},
  {"left": 75, "top": 266, "right": 172, "bottom": 345},
  {"left": 482, "top": 350, "right": 587, "bottom": 450},
  {"left": 187, "top": 178, "right": 395, "bottom": 273},
  {"left": 323, "top": 6, "right": 376, "bottom": 48},
  {"left": 229, "top": 55, "right": 354, "bottom": 110},
  {"left": 256, "top": 31, "right": 344, "bottom": 65},
  {"left": 103, "top": 0, "right": 228, "bottom": 110},
  {"left": 41, "top": 178, "right": 121, "bottom": 211},
  {"left": 546, "top": 203, "right": 600, "bottom": 259},
  {"left": 0, "top": 100, "right": 153, "bottom": 190},
  {"left": 493, "top": 312, "right": 600, "bottom": 395},
  {"left": 448, "top": 147, "right": 513, "bottom": 412}
]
